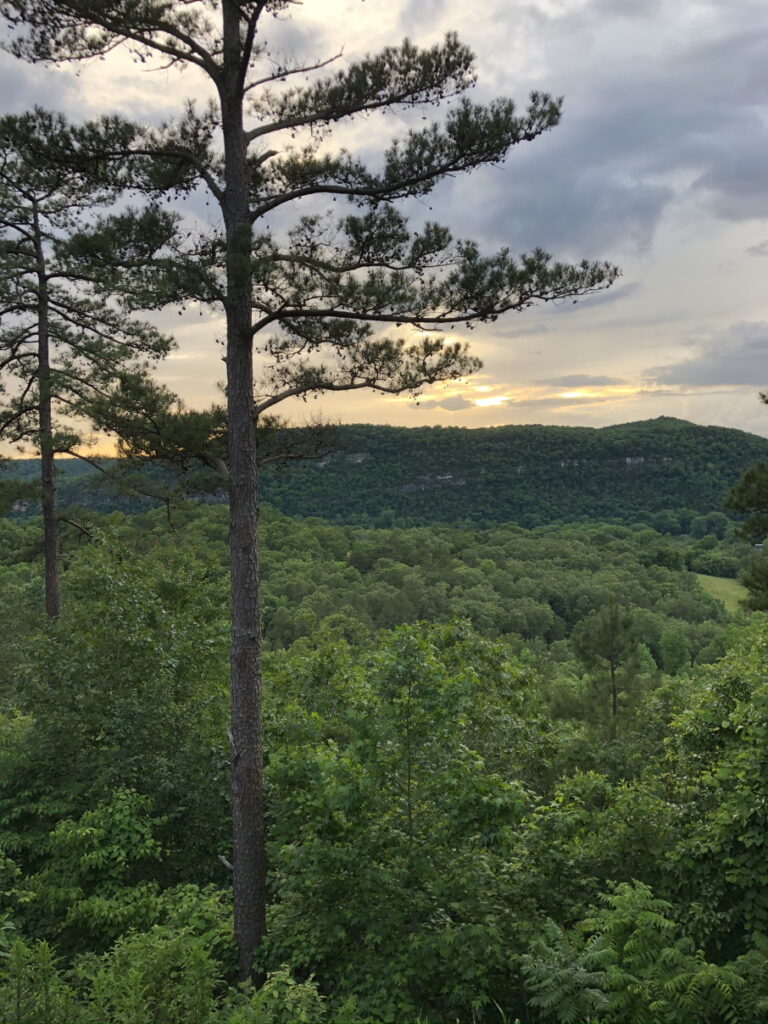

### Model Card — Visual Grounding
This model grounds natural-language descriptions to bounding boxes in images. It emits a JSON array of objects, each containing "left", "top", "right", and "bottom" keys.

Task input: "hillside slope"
[
  {"left": 2, "top": 417, "right": 766, "bottom": 526},
  {"left": 258, "top": 417, "right": 767, "bottom": 525}
]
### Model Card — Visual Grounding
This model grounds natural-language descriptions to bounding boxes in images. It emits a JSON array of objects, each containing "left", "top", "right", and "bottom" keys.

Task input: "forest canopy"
[{"left": 1, "top": 499, "right": 767, "bottom": 1021}]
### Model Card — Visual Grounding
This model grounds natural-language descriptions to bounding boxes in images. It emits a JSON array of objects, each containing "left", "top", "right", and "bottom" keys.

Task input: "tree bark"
[
  {"left": 219, "top": 0, "right": 266, "bottom": 981},
  {"left": 33, "top": 205, "right": 60, "bottom": 620}
]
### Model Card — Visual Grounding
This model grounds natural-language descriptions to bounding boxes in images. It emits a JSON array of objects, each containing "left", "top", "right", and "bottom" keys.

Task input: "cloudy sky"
[{"left": 2, "top": 0, "right": 768, "bottom": 436}]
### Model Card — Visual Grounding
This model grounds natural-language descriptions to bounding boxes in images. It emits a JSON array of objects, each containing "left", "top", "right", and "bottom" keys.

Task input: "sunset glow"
[{"left": 0, "top": 0, "right": 766, "bottom": 436}]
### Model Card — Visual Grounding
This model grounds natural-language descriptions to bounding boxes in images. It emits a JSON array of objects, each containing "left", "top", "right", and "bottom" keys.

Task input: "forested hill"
[
  {"left": 257, "top": 416, "right": 768, "bottom": 526},
  {"left": 3, "top": 416, "right": 767, "bottom": 527}
]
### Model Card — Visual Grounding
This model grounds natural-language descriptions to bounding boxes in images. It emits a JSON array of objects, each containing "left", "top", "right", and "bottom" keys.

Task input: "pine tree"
[
  {"left": 573, "top": 600, "right": 638, "bottom": 719},
  {"left": 725, "top": 460, "right": 768, "bottom": 544},
  {"left": 1, "top": 1, "right": 619, "bottom": 975},
  {"left": 0, "top": 108, "right": 172, "bottom": 618}
]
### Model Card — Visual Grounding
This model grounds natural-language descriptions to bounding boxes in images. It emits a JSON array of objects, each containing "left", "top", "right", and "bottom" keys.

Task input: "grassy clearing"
[{"left": 694, "top": 574, "right": 748, "bottom": 613}]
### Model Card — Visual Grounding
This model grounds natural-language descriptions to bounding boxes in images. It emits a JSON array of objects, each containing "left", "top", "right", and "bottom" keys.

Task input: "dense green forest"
[
  {"left": 1, "top": 0, "right": 767, "bottom": 1018},
  {"left": 3, "top": 416, "right": 767, "bottom": 528},
  {"left": 3, "top": 497, "right": 768, "bottom": 1021}
]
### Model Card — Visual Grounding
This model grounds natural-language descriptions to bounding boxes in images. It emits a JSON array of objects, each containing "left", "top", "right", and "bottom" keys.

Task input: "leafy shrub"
[
  {"left": 218, "top": 966, "right": 328, "bottom": 1023},
  {"left": 77, "top": 927, "right": 220, "bottom": 1024},
  {"left": 0, "top": 934, "right": 332, "bottom": 1024},
  {"left": 0, "top": 940, "right": 78, "bottom": 1024},
  {"left": 521, "top": 882, "right": 768, "bottom": 1023}
]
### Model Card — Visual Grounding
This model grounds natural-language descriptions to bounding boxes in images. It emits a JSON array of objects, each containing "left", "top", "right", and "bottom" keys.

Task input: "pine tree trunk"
[
  {"left": 220, "top": 0, "right": 266, "bottom": 981},
  {"left": 33, "top": 206, "right": 60, "bottom": 621}
]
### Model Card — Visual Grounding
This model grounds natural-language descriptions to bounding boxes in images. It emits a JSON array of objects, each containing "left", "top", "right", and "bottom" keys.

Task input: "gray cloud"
[
  {"left": 642, "top": 386, "right": 747, "bottom": 399},
  {"left": 504, "top": 393, "right": 624, "bottom": 409},
  {"left": 6, "top": 0, "right": 765, "bottom": 263},
  {"left": 535, "top": 374, "right": 625, "bottom": 387},
  {"left": 693, "top": 130, "right": 768, "bottom": 222},
  {"left": 425, "top": 6, "right": 768, "bottom": 258},
  {"left": 2, "top": 0, "right": 767, "bottom": 439},
  {"left": 0, "top": 56, "right": 79, "bottom": 114},
  {"left": 576, "top": 24, "right": 768, "bottom": 224},
  {"left": 444, "top": 151, "right": 673, "bottom": 260},
  {"left": 504, "top": 322, "right": 552, "bottom": 337},
  {"left": 549, "top": 281, "right": 642, "bottom": 314},
  {"left": 401, "top": 0, "right": 445, "bottom": 33},
  {"left": 645, "top": 322, "right": 768, "bottom": 387},
  {"left": 588, "top": 0, "right": 665, "bottom": 18},
  {"left": 416, "top": 394, "right": 474, "bottom": 410}
]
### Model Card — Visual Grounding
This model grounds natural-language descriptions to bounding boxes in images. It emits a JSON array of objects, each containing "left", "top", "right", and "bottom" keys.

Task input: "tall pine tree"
[
  {"left": 1, "top": 1, "right": 619, "bottom": 974},
  {"left": 0, "top": 108, "right": 172, "bottom": 618}
]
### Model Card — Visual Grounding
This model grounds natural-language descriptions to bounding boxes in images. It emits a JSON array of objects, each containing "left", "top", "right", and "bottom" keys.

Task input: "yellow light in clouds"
[
  {"left": 557, "top": 386, "right": 640, "bottom": 401},
  {"left": 474, "top": 395, "right": 511, "bottom": 407}
]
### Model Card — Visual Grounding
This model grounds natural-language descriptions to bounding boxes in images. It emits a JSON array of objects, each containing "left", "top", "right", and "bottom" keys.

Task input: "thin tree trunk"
[
  {"left": 33, "top": 206, "right": 60, "bottom": 620},
  {"left": 610, "top": 664, "right": 618, "bottom": 719},
  {"left": 220, "top": 0, "right": 266, "bottom": 981}
]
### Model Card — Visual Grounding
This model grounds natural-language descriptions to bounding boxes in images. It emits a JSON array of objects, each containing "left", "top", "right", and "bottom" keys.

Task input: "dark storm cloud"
[
  {"left": 645, "top": 323, "right": 768, "bottom": 387},
  {"left": 535, "top": 374, "right": 625, "bottom": 387}
]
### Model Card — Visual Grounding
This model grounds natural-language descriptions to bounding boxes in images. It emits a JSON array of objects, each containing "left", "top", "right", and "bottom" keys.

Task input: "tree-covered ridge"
[
  {"left": 4, "top": 416, "right": 767, "bottom": 526},
  {"left": 259, "top": 417, "right": 768, "bottom": 525}
]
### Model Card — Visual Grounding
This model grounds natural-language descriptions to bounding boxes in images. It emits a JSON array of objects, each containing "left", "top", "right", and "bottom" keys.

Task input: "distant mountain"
[{"left": 3, "top": 417, "right": 766, "bottom": 527}]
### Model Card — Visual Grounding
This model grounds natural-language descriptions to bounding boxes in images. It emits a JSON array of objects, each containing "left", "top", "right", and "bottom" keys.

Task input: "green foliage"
[
  {"left": 0, "top": 939, "right": 78, "bottom": 1024},
  {"left": 662, "top": 627, "right": 768, "bottom": 947},
  {"left": 0, "top": 499, "right": 762, "bottom": 1020},
  {"left": 572, "top": 601, "right": 637, "bottom": 673},
  {"left": 17, "top": 790, "right": 166, "bottom": 950},
  {"left": 572, "top": 600, "right": 640, "bottom": 718},
  {"left": 521, "top": 919, "right": 609, "bottom": 1023},
  {"left": 218, "top": 967, "right": 328, "bottom": 1024},
  {"left": 725, "top": 460, "right": 768, "bottom": 542},
  {"left": 0, "top": 1, "right": 760, "bottom": 1016},
  {"left": 4, "top": 416, "right": 765, "bottom": 526},
  {"left": 659, "top": 625, "right": 691, "bottom": 674},
  {"left": 0, "top": 536, "right": 230, "bottom": 953},
  {"left": 76, "top": 927, "right": 220, "bottom": 1024},
  {"left": 0, "top": 933, "right": 329, "bottom": 1024},
  {"left": 262, "top": 623, "right": 538, "bottom": 1021},
  {"left": 0, "top": 480, "right": 37, "bottom": 518},
  {"left": 0, "top": 562, "right": 41, "bottom": 691},
  {"left": 739, "top": 553, "right": 768, "bottom": 610},
  {"left": 522, "top": 882, "right": 768, "bottom": 1023}
]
